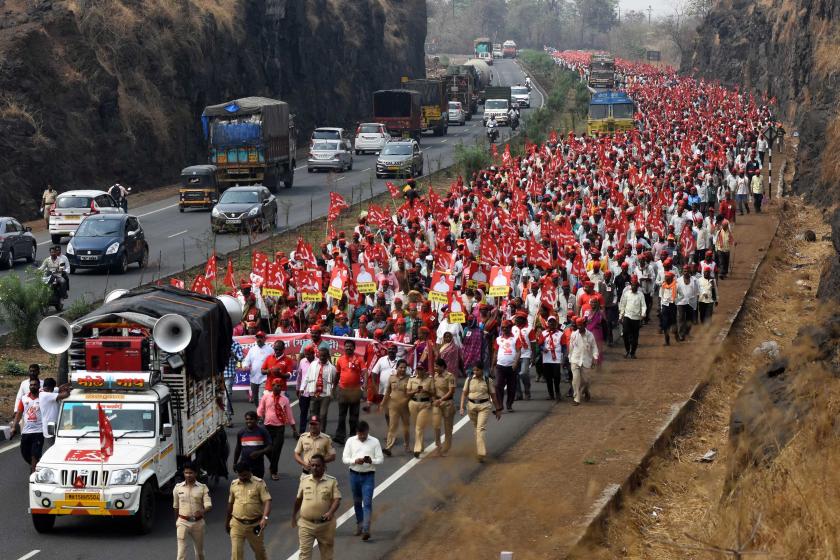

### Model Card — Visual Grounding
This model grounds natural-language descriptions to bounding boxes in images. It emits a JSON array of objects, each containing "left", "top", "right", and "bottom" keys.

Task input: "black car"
[
  {"left": 0, "top": 217, "right": 37, "bottom": 269},
  {"left": 211, "top": 185, "right": 277, "bottom": 233},
  {"left": 66, "top": 214, "right": 148, "bottom": 274}
]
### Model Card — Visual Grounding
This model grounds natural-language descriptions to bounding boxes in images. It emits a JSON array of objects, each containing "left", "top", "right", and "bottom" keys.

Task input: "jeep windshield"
[
  {"left": 381, "top": 144, "right": 412, "bottom": 156},
  {"left": 485, "top": 100, "right": 508, "bottom": 110},
  {"left": 58, "top": 402, "right": 156, "bottom": 439}
]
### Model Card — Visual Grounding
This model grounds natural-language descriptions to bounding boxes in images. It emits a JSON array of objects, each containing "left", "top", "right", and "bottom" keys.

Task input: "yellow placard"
[
  {"left": 429, "top": 290, "right": 449, "bottom": 304},
  {"left": 356, "top": 282, "right": 377, "bottom": 294},
  {"left": 263, "top": 288, "right": 283, "bottom": 297},
  {"left": 326, "top": 286, "right": 343, "bottom": 299},
  {"left": 449, "top": 312, "right": 465, "bottom": 324},
  {"left": 301, "top": 292, "right": 323, "bottom": 302},
  {"left": 488, "top": 285, "right": 510, "bottom": 297}
]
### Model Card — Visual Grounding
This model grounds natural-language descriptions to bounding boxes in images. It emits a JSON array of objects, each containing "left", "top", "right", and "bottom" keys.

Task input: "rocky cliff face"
[
  {"left": 688, "top": 0, "right": 839, "bottom": 206},
  {"left": 0, "top": 0, "right": 426, "bottom": 215}
]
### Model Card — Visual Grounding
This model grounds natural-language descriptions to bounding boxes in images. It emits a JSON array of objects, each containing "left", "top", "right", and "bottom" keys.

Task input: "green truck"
[
  {"left": 401, "top": 79, "right": 449, "bottom": 136},
  {"left": 202, "top": 97, "right": 297, "bottom": 192},
  {"left": 444, "top": 66, "right": 478, "bottom": 116}
]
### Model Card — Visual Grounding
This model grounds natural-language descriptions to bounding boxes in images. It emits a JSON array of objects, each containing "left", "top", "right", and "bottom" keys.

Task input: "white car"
[
  {"left": 48, "top": 190, "right": 124, "bottom": 244},
  {"left": 448, "top": 101, "right": 466, "bottom": 126},
  {"left": 511, "top": 86, "right": 531, "bottom": 108},
  {"left": 354, "top": 123, "right": 389, "bottom": 154}
]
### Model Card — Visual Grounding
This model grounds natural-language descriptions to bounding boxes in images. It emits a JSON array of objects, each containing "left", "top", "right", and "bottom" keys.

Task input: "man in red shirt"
[
  {"left": 262, "top": 340, "right": 295, "bottom": 393},
  {"left": 334, "top": 339, "right": 366, "bottom": 444}
]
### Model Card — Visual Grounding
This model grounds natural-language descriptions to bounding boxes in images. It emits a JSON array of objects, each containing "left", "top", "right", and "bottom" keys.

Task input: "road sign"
[{"left": 646, "top": 50, "right": 661, "bottom": 61}]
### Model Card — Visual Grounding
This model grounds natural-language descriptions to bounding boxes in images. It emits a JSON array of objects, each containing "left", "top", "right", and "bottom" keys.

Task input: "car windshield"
[
  {"left": 313, "top": 141, "right": 340, "bottom": 151},
  {"left": 449, "top": 102, "right": 461, "bottom": 110},
  {"left": 511, "top": 87, "right": 528, "bottom": 95},
  {"left": 612, "top": 103, "right": 635, "bottom": 119},
  {"left": 485, "top": 100, "right": 508, "bottom": 110},
  {"left": 359, "top": 125, "right": 381, "bottom": 134},
  {"left": 58, "top": 401, "right": 155, "bottom": 438},
  {"left": 75, "top": 218, "right": 121, "bottom": 237},
  {"left": 57, "top": 196, "right": 93, "bottom": 209},
  {"left": 313, "top": 130, "right": 340, "bottom": 140},
  {"left": 381, "top": 144, "right": 412, "bottom": 156},
  {"left": 589, "top": 104, "right": 609, "bottom": 119},
  {"left": 220, "top": 190, "right": 259, "bottom": 204}
]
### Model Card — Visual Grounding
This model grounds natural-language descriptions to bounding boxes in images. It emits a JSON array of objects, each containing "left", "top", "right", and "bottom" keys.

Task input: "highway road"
[
  {"left": 0, "top": 60, "right": 552, "bottom": 559},
  {"left": 0, "top": 60, "right": 542, "bottom": 316}
]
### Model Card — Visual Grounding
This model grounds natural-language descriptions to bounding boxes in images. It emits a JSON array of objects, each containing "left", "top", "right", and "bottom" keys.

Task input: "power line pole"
[{"left": 648, "top": 5, "right": 652, "bottom": 25}]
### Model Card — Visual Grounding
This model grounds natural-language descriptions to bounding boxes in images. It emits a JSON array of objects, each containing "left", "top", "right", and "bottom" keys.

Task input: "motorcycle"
[
  {"left": 510, "top": 114, "right": 520, "bottom": 131},
  {"left": 486, "top": 126, "right": 499, "bottom": 144},
  {"left": 43, "top": 267, "right": 68, "bottom": 312}
]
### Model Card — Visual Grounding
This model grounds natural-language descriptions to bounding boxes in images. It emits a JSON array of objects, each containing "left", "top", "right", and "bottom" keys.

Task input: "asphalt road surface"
[
  {"left": 1, "top": 60, "right": 552, "bottom": 559},
  {"left": 0, "top": 60, "right": 542, "bottom": 322}
]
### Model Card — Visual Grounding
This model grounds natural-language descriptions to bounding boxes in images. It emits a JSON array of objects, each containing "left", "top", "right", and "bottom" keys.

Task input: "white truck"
[
  {"left": 483, "top": 86, "right": 512, "bottom": 126},
  {"left": 29, "top": 286, "right": 240, "bottom": 533}
]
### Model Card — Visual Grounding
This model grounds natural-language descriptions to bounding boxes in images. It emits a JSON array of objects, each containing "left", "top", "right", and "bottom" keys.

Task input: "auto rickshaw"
[{"left": 178, "top": 165, "right": 219, "bottom": 212}]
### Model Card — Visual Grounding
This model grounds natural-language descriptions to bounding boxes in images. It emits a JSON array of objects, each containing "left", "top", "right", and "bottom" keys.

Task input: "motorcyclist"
[
  {"left": 108, "top": 183, "right": 129, "bottom": 212},
  {"left": 525, "top": 77, "right": 532, "bottom": 90},
  {"left": 39, "top": 245, "right": 70, "bottom": 299},
  {"left": 508, "top": 107, "right": 519, "bottom": 130},
  {"left": 486, "top": 115, "right": 499, "bottom": 142}
]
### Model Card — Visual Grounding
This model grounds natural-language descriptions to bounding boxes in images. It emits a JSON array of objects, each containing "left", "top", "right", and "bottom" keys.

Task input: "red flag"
[
  {"left": 385, "top": 181, "right": 400, "bottom": 198},
  {"left": 97, "top": 403, "right": 114, "bottom": 460},
  {"left": 295, "top": 238, "right": 318, "bottom": 268},
  {"left": 327, "top": 192, "right": 349, "bottom": 222},
  {"left": 679, "top": 223, "right": 696, "bottom": 258},
  {"left": 490, "top": 143, "right": 498, "bottom": 160},
  {"left": 204, "top": 252, "right": 217, "bottom": 281},
  {"left": 223, "top": 258, "right": 235, "bottom": 292},
  {"left": 170, "top": 278, "right": 185, "bottom": 289},
  {"left": 191, "top": 274, "right": 213, "bottom": 295},
  {"left": 527, "top": 239, "right": 553, "bottom": 270},
  {"left": 571, "top": 252, "right": 586, "bottom": 280},
  {"left": 367, "top": 204, "right": 390, "bottom": 228},
  {"left": 502, "top": 144, "right": 511, "bottom": 166},
  {"left": 251, "top": 251, "right": 269, "bottom": 286}
]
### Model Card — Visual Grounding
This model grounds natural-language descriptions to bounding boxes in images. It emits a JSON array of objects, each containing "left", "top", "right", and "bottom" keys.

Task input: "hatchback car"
[
  {"left": 48, "top": 190, "right": 123, "bottom": 244},
  {"left": 448, "top": 101, "right": 466, "bottom": 126},
  {"left": 511, "top": 86, "right": 531, "bottom": 108},
  {"left": 354, "top": 123, "right": 389, "bottom": 154},
  {"left": 211, "top": 185, "right": 277, "bottom": 233},
  {"left": 376, "top": 140, "right": 423, "bottom": 178},
  {"left": 66, "top": 214, "right": 148, "bottom": 274},
  {"left": 0, "top": 217, "right": 37, "bottom": 269},
  {"left": 307, "top": 139, "right": 353, "bottom": 172},
  {"left": 311, "top": 127, "right": 352, "bottom": 147}
]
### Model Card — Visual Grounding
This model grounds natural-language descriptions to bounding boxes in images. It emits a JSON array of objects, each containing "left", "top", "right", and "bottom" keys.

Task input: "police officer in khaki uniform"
[
  {"left": 173, "top": 462, "right": 211, "bottom": 560},
  {"left": 406, "top": 365, "right": 434, "bottom": 458},
  {"left": 293, "top": 415, "right": 336, "bottom": 478},
  {"left": 431, "top": 358, "right": 457, "bottom": 457},
  {"left": 41, "top": 184, "right": 57, "bottom": 226},
  {"left": 459, "top": 364, "right": 502, "bottom": 462},
  {"left": 380, "top": 359, "right": 411, "bottom": 456},
  {"left": 226, "top": 462, "right": 272, "bottom": 560},
  {"left": 292, "top": 454, "right": 342, "bottom": 560}
]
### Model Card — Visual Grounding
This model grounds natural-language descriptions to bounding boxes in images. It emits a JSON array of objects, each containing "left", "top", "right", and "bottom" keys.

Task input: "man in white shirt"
[
  {"left": 241, "top": 331, "right": 274, "bottom": 404},
  {"left": 39, "top": 378, "right": 72, "bottom": 451},
  {"left": 435, "top": 311, "right": 463, "bottom": 347},
  {"left": 492, "top": 320, "right": 519, "bottom": 412},
  {"left": 524, "top": 284, "right": 542, "bottom": 327},
  {"left": 341, "top": 421, "right": 383, "bottom": 540},
  {"left": 10, "top": 378, "right": 45, "bottom": 472},
  {"left": 370, "top": 346, "right": 398, "bottom": 404},
  {"left": 511, "top": 312, "right": 534, "bottom": 400},
  {"left": 618, "top": 276, "right": 647, "bottom": 359},
  {"left": 568, "top": 318, "right": 599, "bottom": 405},
  {"left": 14, "top": 364, "right": 43, "bottom": 415},
  {"left": 538, "top": 316, "right": 564, "bottom": 401},
  {"left": 676, "top": 268, "right": 699, "bottom": 341},
  {"left": 302, "top": 347, "right": 338, "bottom": 428}
]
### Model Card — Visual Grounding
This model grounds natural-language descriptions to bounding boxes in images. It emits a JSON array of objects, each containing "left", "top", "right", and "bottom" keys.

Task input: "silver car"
[
  {"left": 448, "top": 101, "right": 466, "bottom": 126},
  {"left": 354, "top": 122, "right": 389, "bottom": 154},
  {"left": 376, "top": 140, "right": 423, "bottom": 179},
  {"left": 511, "top": 86, "right": 531, "bottom": 108},
  {"left": 307, "top": 140, "right": 353, "bottom": 172}
]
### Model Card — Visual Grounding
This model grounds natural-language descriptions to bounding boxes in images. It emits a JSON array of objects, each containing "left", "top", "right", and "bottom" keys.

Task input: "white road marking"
[
  {"left": 167, "top": 229, "right": 188, "bottom": 238},
  {"left": 0, "top": 441, "right": 21, "bottom": 454},
  {"left": 336, "top": 176, "right": 346, "bottom": 181},
  {"left": 17, "top": 550, "right": 40, "bottom": 560},
  {"left": 284, "top": 415, "right": 471, "bottom": 560},
  {"left": 362, "top": 168, "right": 371, "bottom": 172},
  {"left": 441, "top": 139, "right": 448, "bottom": 143},
  {"left": 138, "top": 202, "right": 179, "bottom": 218},
  {"left": 295, "top": 165, "right": 307, "bottom": 171}
]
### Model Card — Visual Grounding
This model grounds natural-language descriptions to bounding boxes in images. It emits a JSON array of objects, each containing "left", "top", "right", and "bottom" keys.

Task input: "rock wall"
[
  {"left": 687, "top": 0, "right": 839, "bottom": 206},
  {"left": 0, "top": 0, "right": 426, "bottom": 216}
]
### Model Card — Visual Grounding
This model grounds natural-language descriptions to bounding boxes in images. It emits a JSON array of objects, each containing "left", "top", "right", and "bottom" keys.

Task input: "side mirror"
[
  {"left": 161, "top": 423, "right": 173, "bottom": 438},
  {"left": 68, "top": 231, "right": 75, "bottom": 237},
  {"left": 47, "top": 422, "right": 56, "bottom": 437}
]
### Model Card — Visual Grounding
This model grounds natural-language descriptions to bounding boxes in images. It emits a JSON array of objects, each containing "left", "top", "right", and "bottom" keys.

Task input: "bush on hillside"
[
  {"left": 454, "top": 142, "right": 492, "bottom": 179},
  {"left": 0, "top": 269, "right": 50, "bottom": 348}
]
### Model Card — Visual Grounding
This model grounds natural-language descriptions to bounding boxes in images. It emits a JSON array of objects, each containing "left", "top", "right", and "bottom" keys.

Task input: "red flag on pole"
[
  {"left": 191, "top": 274, "right": 214, "bottom": 295},
  {"left": 204, "top": 252, "right": 217, "bottom": 281},
  {"left": 223, "top": 258, "right": 235, "bottom": 293},
  {"left": 385, "top": 181, "right": 400, "bottom": 198},
  {"left": 97, "top": 403, "right": 114, "bottom": 460},
  {"left": 327, "top": 192, "right": 349, "bottom": 222},
  {"left": 679, "top": 223, "right": 696, "bottom": 258},
  {"left": 170, "top": 278, "right": 185, "bottom": 289}
]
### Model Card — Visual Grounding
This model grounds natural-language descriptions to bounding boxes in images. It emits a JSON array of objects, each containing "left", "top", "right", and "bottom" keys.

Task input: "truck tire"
[
  {"left": 32, "top": 513, "right": 56, "bottom": 533},
  {"left": 133, "top": 481, "right": 156, "bottom": 534},
  {"left": 283, "top": 163, "right": 294, "bottom": 189},
  {"left": 264, "top": 167, "right": 278, "bottom": 193}
]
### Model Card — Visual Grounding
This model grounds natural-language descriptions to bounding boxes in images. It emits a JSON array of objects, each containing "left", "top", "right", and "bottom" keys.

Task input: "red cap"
[
  {"left": 255, "top": 331, "right": 266, "bottom": 338},
  {"left": 575, "top": 318, "right": 586, "bottom": 327},
  {"left": 620, "top": 262, "right": 629, "bottom": 269},
  {"left": 664, "top": 258, "right": 673, "bottom": 266},
  {"left": 630, "top": 274, "right": 639, "bottom": 284}
]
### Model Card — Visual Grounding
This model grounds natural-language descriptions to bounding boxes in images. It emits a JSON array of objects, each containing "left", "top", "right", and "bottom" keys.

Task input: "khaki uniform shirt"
[
  {"left": 385, "top": 375, "right": 410, "bottom": 401},
  {"left": 228, "top": 477, "right": 271, "bottom": 521},
  {"left": 432, "top": 372, "right": 457, "bottom": 401},
  {"left": 466, "top": 375, "right": 495, "bottom": 401},
  {"left": 173, "top": 481, "right": 211, "bottom": 517},
  {"left": 407, "top": 376, "right": 434, "bottom": 399},
  {"left": 294, "top": 432, "right": 335, "bottom": 466},
  {"left": 42, "top": 189, "right": 57, "bottom": 205},
  {"left": 297, "top": 474, "right": 341, "bottom": 521}
]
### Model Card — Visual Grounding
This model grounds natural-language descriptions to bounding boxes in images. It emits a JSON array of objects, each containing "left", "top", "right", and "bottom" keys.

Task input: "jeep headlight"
[
  {"left": 34, "top": 467, "right": 57, "bottom": 484},
  {"left": 105, "top": 242, "right": 120, "bottom": 255},
  {"left": 248, "top": 207, "right": 259, "bottom": 216},
  {"left": 110, "top": 468, "right": 139, "bottom": 485}
]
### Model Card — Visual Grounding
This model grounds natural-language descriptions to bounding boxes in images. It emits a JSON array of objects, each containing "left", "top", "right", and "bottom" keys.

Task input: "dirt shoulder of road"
[{"left": 390, "top": 204, "right": 780, "bottom": 559}]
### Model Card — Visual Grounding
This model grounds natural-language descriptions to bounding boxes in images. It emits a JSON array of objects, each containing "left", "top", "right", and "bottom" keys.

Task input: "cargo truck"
[
  {"left": 474, "top": 37, "right": 493, "bottom": 65},
  {"left": 462, "top": 59, "right": 492, "bottom": 104},
  {"left": 400, "top": 79, "right": 449, "bottom": 136},
  {"left": 502, "top": 40, "right": 518, "bottom": 59},
  {"left": 444, "top": 66, "right": 476, "bottom": 117},
  {"left": 483, "top": 86, "right": 512, "bottom": 126},
  {"left": 29, "top": 286, "right": 240, "bottom": 534},
  {"left": 373, "top": 89, "right": 422, "bottom": 141},
  {"left": 202, "top": 97, "right": 297, "bottom": 192}
]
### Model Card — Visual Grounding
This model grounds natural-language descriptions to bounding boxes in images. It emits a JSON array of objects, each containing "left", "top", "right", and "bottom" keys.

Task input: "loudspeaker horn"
[
  {"left": 217, "top": 294, "right": 243, "bottom": 325},
  {"left": 152, "top": 314, "right": 192, "bottom": 353},
  {"left": 104, "top": 288, "right": 129, "bottom": 303},
  {"left": 37, "top": 316, "right": 73, "bottom": 355}
]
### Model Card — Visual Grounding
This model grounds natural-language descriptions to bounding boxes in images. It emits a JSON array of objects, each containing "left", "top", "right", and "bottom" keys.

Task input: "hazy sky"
[{"left": 619, "top": 0, "right": 674, "bottom": 18}]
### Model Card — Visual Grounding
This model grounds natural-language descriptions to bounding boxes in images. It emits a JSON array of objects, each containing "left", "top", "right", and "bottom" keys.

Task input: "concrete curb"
[{"left": 567, "top": 215, "right": 782, "bottom": 557}]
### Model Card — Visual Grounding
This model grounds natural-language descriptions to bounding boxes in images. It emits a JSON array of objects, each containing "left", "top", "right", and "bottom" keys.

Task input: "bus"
[{"left": 587, "top": 91, "right": 635, "bottom": 135}]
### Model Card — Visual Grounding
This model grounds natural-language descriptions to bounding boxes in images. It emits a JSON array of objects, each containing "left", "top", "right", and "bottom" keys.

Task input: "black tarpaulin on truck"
[
  {"left": 74, "top": 286, "right": 232, "bottom": 379},
  {"left": 401, "top": 80, "right": 443, "bottom": 106}
]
